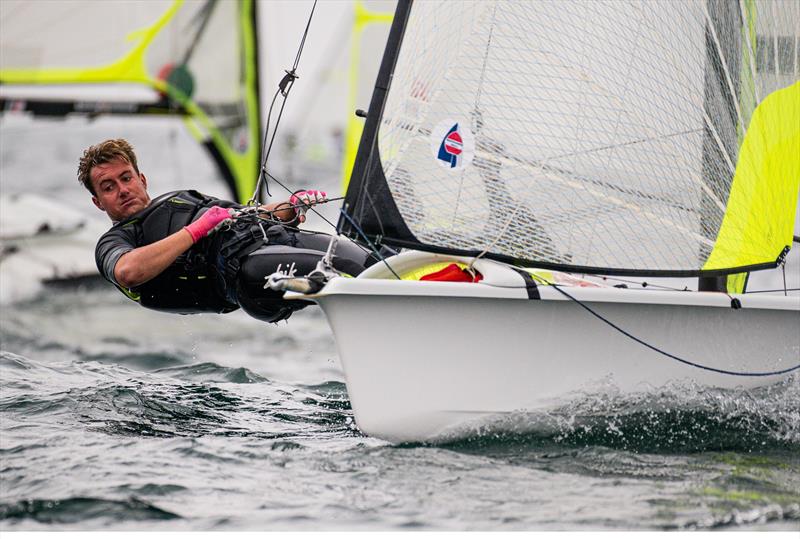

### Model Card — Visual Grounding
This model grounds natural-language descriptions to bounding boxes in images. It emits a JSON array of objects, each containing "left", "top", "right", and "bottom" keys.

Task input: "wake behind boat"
[{"left": 272, "top": 0, "right": 800, "bottom": 442}]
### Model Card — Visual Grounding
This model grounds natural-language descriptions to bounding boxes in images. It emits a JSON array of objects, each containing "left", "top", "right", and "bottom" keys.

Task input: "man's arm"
[
  {"left": 113, "top": 228, "right": 194, "bottom": 288},
  {"left": 113, "top": 192, "right": 327, "bottom": 288},
  {"left": 114, "top": 206, "right": 233, "bottom": 288},
  {"left": 261, "top": 201, "right": 296, "bottom": 222}
]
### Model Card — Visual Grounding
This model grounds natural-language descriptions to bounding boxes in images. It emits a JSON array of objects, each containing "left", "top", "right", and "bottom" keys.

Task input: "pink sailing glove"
[
  {"left": 184, "top": 206, "right": 234, "bottom": 243},
  {"left": 289, "top": 189, "right": 327, "bottom": 223}
]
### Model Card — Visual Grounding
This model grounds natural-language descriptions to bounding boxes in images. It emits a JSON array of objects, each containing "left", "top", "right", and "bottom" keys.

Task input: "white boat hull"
[{"left": 293, "top": 254, "right": 800, "bottom": 443}]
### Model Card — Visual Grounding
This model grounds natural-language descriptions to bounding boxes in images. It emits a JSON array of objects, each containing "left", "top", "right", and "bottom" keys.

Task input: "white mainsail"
[{"left": 347, "top": 0, "right": 799, "bottom": 276}]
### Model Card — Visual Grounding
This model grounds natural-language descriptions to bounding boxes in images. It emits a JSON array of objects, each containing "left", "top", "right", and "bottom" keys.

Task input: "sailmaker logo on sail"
[
  {"left": 440, "top": 126, "right": 463, "bottom": 162},
  {"left": 431, "top": 120, "right": 474, "bottom": 171}
]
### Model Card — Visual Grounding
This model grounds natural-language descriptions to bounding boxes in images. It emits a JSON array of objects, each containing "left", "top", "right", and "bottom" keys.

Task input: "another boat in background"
[
  {"left": 0, "top": 0, "right": 262, "bottom": 203},
  {"left": 0, "top": 193, "right": 107, "bottom": 303},
  {"left": 0, "top": 0, "right": 263, "bottom": 297}
]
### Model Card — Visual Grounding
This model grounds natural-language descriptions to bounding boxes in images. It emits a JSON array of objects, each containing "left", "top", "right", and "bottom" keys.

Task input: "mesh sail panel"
[{"left": 348, "top": 0, "right": 799, "bottom": 275}]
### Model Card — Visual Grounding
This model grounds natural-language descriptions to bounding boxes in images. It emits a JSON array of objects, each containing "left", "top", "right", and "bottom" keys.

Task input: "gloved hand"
[
  {"left": 184, "top": 206, "right": 234, "bottom": 243},
  {"left": 289, "top": 189, "right": 327, "bottom": 223}
]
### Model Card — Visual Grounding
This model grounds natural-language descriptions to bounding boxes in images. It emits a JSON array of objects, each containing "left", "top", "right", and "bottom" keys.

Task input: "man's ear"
[
  {"left": 140, "top": 172, "right": 147, "bottom": 189},
  {"left": 92, "top": 196, "right": 105, "bottom": 212}
]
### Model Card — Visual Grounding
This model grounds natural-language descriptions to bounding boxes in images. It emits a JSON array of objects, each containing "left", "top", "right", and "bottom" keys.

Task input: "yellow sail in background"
[
  {"left": 0, "top": 0, "right": 261, "bottom": 203},
  {"left": 341, "top": 1, "right": 394, "bottom": 192}
]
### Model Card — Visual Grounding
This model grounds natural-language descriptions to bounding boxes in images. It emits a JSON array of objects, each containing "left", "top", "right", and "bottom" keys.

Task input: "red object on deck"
[{"left": 419, "top": 263, "right": 483, "bottom": 283}]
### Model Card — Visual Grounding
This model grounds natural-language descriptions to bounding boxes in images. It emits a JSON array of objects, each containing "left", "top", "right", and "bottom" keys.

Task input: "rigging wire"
[
  {"left": 241, "top": 0, "right": 369, "bottom": 251},
  {"left": 262, "top": 169, "right": 342, "bottom": 231},
  {"left": 540, "top": 279, "right": 800, "bottom": 378},
  {"left": 251, "top": 89, "right": 283, "bottom": 201},
  {"left": 249, "top": 0, "right": 318, "bottom": 205},
  {"left": 339, "top": 209, "right": 401, "bottom": 280},
  {"left": 181, "top": 0, "right": 217, "bottom": 66},
  {"left": 746, "top": 287, "right": 800, "bottom": 294},
  {"left": 250, "top": 166, "right": 381, "bottom": 263},
  {"left": 782, "top": 261, "right": 788, "bottom": 296},
  {"left": 596, "top": 275, "right": 690, "bottom": 291},
  {"left": 477, "top": 261, "right": 800, "bottom": 377}
]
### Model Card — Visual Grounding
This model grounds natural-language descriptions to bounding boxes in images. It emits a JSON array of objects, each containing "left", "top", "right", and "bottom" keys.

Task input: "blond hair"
[{"left": 77, "top": 139, "right": 139, "bottom": 195}]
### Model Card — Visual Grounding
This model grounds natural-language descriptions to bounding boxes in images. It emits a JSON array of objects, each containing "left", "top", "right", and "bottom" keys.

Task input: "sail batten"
[{"left": 342, "top": 0, "right": 799, "bottom": 277}]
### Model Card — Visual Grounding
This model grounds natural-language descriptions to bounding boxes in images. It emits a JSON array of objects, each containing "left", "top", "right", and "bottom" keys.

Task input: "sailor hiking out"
[{"left": 82, "top": 138, "right": 374, "bottom": 323}]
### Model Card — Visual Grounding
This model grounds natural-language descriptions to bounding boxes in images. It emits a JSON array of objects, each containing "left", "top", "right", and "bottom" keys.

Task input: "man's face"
[{"left": 90, "top": 159, "right": 150, "bottom": 222}]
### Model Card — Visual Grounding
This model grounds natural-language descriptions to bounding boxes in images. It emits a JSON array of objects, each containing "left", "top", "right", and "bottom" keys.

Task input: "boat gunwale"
[{"left": 289, "top": 277, "right": 800, "bottom": 311}]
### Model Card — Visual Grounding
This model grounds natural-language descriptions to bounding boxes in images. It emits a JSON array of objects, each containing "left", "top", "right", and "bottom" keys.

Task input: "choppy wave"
[
  {"left": 4, "top": 349, "right": 798, "bottom": 451},
  {"left": 2, "top": 346, "right": 799, "bottom": 531},
  {"left": 0, "top": 351, "right": 358, "bottom": 440},
  {"left": 153, "top": 362, "right": 269, "bottom": 383},
  {"left": 0, "top": 497, "right": 179, "bottom": 525},
  {"left": 432, "top": 378, "right": 800, "bottom": 453},
  {"left": 434, "top": 388, "right": 800, "bottom": 530}
]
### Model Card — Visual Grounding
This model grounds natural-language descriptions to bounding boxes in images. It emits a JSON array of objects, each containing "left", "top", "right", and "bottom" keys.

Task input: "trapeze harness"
[{"left": 109, "top": 190, "right": 373, "bottom": 323}]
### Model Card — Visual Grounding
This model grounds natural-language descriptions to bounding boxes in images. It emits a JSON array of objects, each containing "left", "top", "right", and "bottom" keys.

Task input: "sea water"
[{"left": 1, "top": 117, "right": 799, "bottom": 531}]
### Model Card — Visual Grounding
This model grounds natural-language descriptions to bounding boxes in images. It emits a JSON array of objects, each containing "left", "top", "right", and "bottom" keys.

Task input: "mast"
[{"left": 339, "top": 0, "right": 415, "bottom": 241}]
